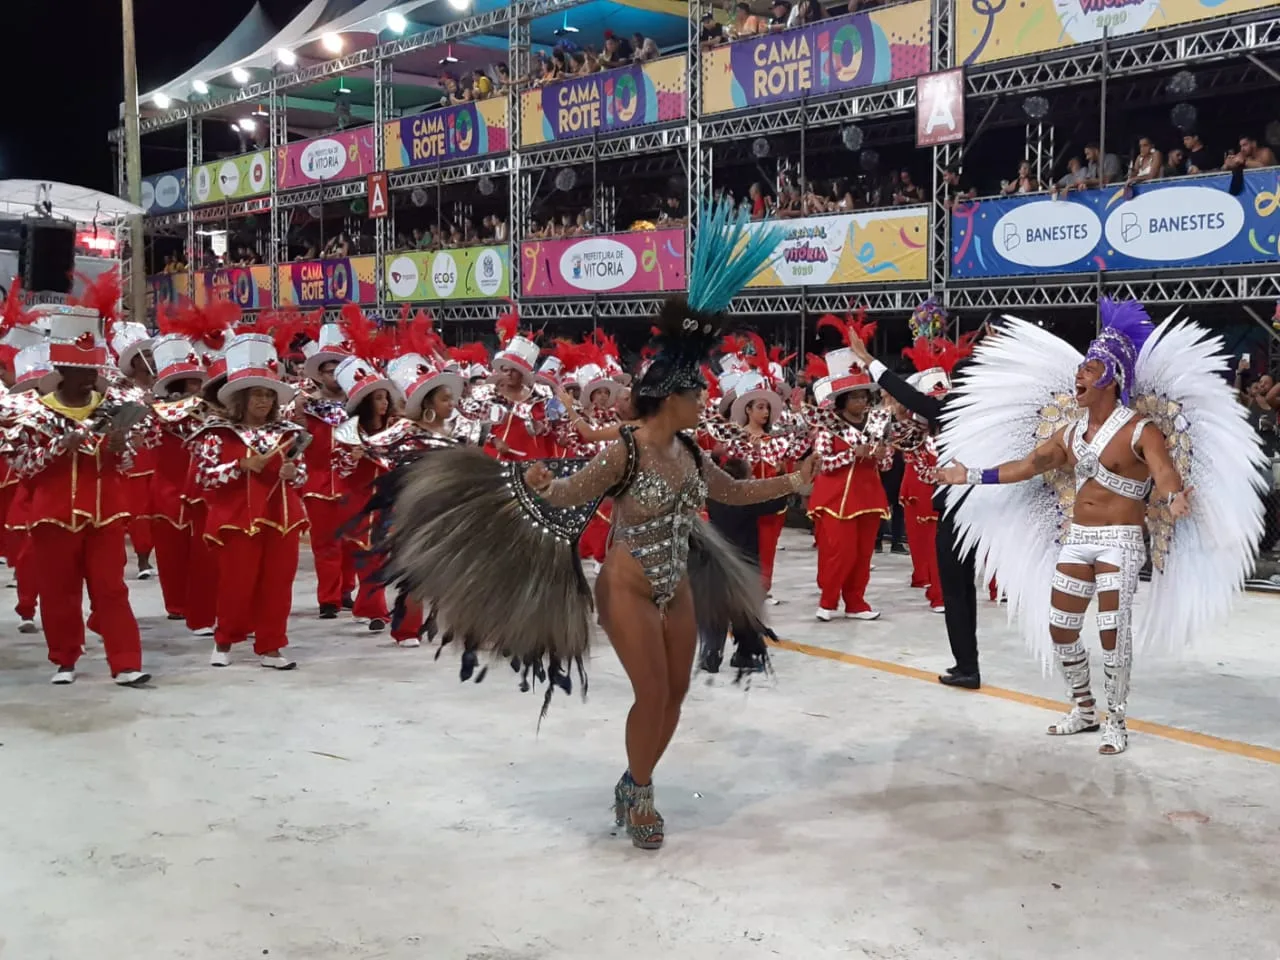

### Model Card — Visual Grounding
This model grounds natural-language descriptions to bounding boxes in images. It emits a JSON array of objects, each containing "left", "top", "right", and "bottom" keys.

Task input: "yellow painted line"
[{"left": 769, "top": 636, "right": 1280, "bottom": 766}]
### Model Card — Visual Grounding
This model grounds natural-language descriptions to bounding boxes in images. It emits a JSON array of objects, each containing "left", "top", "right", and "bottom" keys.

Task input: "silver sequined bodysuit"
[{"left": 537, "top": 432, "right": 797, "bottom": 607}]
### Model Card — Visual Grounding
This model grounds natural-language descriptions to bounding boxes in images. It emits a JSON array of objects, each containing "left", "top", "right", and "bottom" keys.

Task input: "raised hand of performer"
[
  {"left": 279, "top": 462, "right": 299, "bottom": 483},
  {"left": 523, "top": 461, "right": 554, "bottom": 494},
  {"left": 239, "top": 452, "right": 267, "bottom": 474},
  {"left": 847, "top": 334, "right": 874, "bottom": 369},
  {"left": 1168, "top": 486, "right": 1194, "bottom": 519},
  {"left": 106, "top": 428, "right": 128, "bottom": 455},
  {"left": 934, "top": 460, "right": 968, "bottom": 485}
]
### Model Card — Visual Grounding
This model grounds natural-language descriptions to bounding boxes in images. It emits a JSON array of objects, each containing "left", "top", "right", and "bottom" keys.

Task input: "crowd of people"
[{"left": 392, "top": 215, "right": 508, "bottom": 254}]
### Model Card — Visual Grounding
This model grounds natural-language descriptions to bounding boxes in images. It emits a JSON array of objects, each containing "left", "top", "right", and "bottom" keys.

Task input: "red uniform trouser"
[
  {"left": 579, "top": 503, "right": 612, "bottom": 564},
  {"left": 902, "top": 500, "right": 930, "bottom": 588},
  {"left": 151, "top": 519, "right": 191, "bottom": 617},
  {"left": 909, "top": 514, "right": 943, "bottom": 607},
  {"left": 392, "top": 595, "right": 424, "bottom": 642},
  {"left": 125, "top": 475, "right": 153, "bottom": 558},
  {"left": 184, "top": 502, "right": 219, "bottom": 632},
  {"left": 213, "top": 528, "right": 301, "bottom": 653},
  {"left": 13, "top": 532, "right": 38, "bottom": 621},
  {"left": 306, "top": 498, "right": 356, "bottom": 607},
  {"left": 0, "top": 485, "right": 17, "bottom": 563},
  {"left": 129, "top": 517, "right": 153, "bottom": 558},
  {"left": 814, "top": 512, "right": 881, "bottom": 614},
  {"left": 757, "top": 511, "right": 786, "bottom": 592},
  {"left": 32, "top": 521, "right": 142, "bottom": 673},
  {"left": 345, "top": 539, "right": 388, "bottom": 620}
]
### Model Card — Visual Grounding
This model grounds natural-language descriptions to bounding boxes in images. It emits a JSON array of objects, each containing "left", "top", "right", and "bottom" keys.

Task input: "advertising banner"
[
  {"left": 277, "top": 127, "right": 377, "bottom": 189},
  {"left": 520, "top": 55, "right": 687, "bottom": 146},
  {"left": 950, "top": 169, "right": 1280, "bottom": 279},
  {"left": 748, "top": 208, "right": 929, "bottom": 287},
  {"left": 141, "top": 169, "right": 188, "bottom": 214},
  {"left": 701, "top": 0, "right": 931, "bottom": 115},
  {"left": 193, "top": 267, "right": 272, "bottom": 309},
  {"left": 520, "top": 229, "right": 686, "bottom": 297},
  {"left": 277, "top": 256, "right": 377, "bottom": 306},
  {"left": 191, "top": 151, "right": 270, "bottom": 205},
  {"left": 385, "top": 246, "right": 510, "bottom": 301},
  {"left": 148, "top": 272, "right": 193, "bottom": 308},
  {"left": 916, "top": 69, "right": 965, "bottom": 147},
  {"left": 383, "top": 99, "right": 509, "bottom": 170},
  {"left": 958, "top": 0, "right": 1280, "bottom": 65}
]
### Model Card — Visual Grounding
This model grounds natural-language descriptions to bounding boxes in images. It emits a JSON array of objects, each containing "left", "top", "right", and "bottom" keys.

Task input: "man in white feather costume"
[{"left": 934, "top": 300, "right": 1266, "bottom": 755}]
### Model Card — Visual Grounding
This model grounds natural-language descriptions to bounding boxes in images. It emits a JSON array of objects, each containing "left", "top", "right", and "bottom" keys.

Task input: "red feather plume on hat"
[
  {"left": 0, "top": 278, "right": 35, "bottom": 337},
  {"left": 0, "top": 344, "right": 18, "bottom": 370},
  {"left": 768, "top": 344, "right": 797, "bottom": 367},
  {"left": 448, "top": 342, "right": 490, "bottom": 367},
  {"left": 743, "top": 331, "right": 772, "bottom": 379},
  {"left": 262, "top": 306, "right": 306, "bottom": 360},
  {"left": 804, "top": 352, "right": 829, "bottom": 381},
  {"left": 817, "top": 309, "right": 877, "bottom": 347},
  {"left": 701, "top": 363, "right": 722, "bottom": 401},
  {"left": 550, "top": 339, "right": 585, "bottom": 368},
  {"left": 575, "top": 335, "right": 608, "bottom": 372},
  {"left": 591, "top": 328, "right": 620, "bottom": 361},
  {"left": 339, "top": 304, "right": 395, "bottom": 364},
  {"left": 170, "top": 298, "right": 243, "bottom": 351},
  {"left": 402, "top": 309, "right": 446, "bottom": 361},
  {"left": 71, "top": 266, "right": 122, "bottom": 334},
  {"left": 495, "top": 299, "right": 525, "bottom": 347},
  {"left": 901, "top": 332, "right": 977, "bottom": 376}
]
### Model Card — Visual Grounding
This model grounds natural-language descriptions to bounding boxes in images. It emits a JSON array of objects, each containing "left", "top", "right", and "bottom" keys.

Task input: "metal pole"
[
  {"left": 1099, "top": 26, "right": 1108, "bottom": 187},
  {"left": 121, "top": 0, "right": 147, "bottom": 323}
]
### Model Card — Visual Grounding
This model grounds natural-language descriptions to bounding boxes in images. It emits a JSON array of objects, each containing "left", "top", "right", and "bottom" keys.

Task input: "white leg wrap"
[
  {"left": 1096, "top": 610, "right": 1121, "bottom": 631},
  {"left": 1098, "top": 550, "right": 1142, "bottom": 756},
  {"left": 1047, "top": 640, "right": 1098, "bottom": 735},
  {"left": 1095, "top": 572, "right": 1122, "bottom": 592},
  {"left": 1052, "top": 571, "right": 1097, "bottom": 598},
  {"left": 1048, "top": 608, "right": 1086, "bottom": 630}
]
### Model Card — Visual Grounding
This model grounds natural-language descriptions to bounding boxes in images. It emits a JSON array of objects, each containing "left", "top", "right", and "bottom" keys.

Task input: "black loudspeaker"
[{"left": 20, "top": 219, "right": 76, "bottom": 294}]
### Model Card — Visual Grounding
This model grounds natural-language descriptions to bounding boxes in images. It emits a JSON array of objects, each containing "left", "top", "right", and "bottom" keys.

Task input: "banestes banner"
[{"left": 949, "top": 169, "right": 1280, "bottom": 279}]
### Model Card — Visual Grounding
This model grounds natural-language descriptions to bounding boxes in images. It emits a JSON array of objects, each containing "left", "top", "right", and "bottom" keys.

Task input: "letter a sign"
[
  {"left": 916, "top": 69, "right": 965, "bottom": 148},
  {"left": 367, "top": 173, "right": 389, "bottom": 219}
]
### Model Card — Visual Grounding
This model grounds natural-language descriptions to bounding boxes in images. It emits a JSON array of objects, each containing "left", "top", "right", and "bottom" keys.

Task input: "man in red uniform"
[
  {"left": 461, "top": 320, "right": 552, "bottom": 462},
  {"left": 2, "top": 306, "right": 149, "bottom": 685},
  {"left": 109, "top": 321, "right": 158, "bottom": 579}
]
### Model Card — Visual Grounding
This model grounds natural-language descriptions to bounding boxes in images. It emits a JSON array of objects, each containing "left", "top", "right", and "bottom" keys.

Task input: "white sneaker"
[
  {"left": 137, "top": 568, "right": 154, "bottom": 581},
  {"left": 51, "top": 668, "right": 76, "bottom": 684},
  {"left": 18, "top": 618, "right": 38, "bottom": 634},
  {"left": 846, "top": 610, "right": 881, "bottom": 621},
  {"left": 192, "top": 627, "right": 215, "bottom": 638},
  {"left": 260, "top": 654, "right": 297, "bottom": 670},
  {"left": 396, "top": 637, "right": 422, "bottom": 648},
  {"left": 815, "top": 607, "right": 837, "bottom": 622},
  {"left": 113, "top": 671, "right": 151, "bottom": 686},
  {"left": 209, "top": 647, "right": 231, "bottom": 667},
  {"left": 931, "top": 605, "right": 946, "bottom": 614}
]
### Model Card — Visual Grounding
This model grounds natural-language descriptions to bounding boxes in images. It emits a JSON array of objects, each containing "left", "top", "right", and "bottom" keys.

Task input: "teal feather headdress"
[{"left": 637, "top": 198, "right": 784, "bottom": 398}]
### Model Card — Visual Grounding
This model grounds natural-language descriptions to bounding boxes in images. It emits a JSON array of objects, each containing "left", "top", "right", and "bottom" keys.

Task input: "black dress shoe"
[
  {"left": 891, "top": 542, "right": 910, "bottom": 555},
  {"left": 167, "top": 612, "right": 185, "bottom": 621},
  {"left": 318, "top": 604, "right": 339, "bottom": 620},
  {"left": 944, "top": 664, "right": 959, "bottom": 676},
  {"left": 939, "top": 671, "right": 981, "bottom": 689},
  {"left": 341, "top": 593, "right": 355, "bottom": 610},
  {"left": 368, "top": 618, "right": 387, "bottom": 633}
]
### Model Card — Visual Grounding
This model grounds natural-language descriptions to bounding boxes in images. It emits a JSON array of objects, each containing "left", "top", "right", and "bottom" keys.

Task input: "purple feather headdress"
[{"left": 1085, "top": 298, "right": 1154, "bottom": 404}]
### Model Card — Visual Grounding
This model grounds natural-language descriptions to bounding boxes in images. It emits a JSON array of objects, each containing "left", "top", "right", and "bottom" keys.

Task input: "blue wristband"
[{"left": 981, "top": 468, "right": 1001, "bottom": 485}]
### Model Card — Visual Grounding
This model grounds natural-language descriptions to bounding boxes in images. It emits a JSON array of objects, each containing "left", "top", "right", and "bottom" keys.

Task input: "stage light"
[
  {"left": 277, "top": 48, "right": 297, "bottom": 66},
  {"left": 192, "top": 79, "right": 209, "bottom": 95},
  {"left": 386, "top": 11, "right": 407, "bottom": 33},
  {"left": 232, "top": 66, "right": 251, "bottom": 84},
  {"left": 447, "top": 0, "right": 471, "bottom": 9},
  {"left": 153, "top": 92, "right": 171, "bottom": 109},
  {"left": 322, "top": 32, "right": 344, "bottom": 53},
  {"left": 238, "top": 117, "right": 257, "bottom": 133}
]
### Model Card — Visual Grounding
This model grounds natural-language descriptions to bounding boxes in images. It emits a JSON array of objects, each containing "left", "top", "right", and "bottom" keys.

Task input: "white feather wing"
[
  {"left": 1132, "top": 318, "right": 1267, "bottom": 655},
  {"left": 938, "top": 318, "right": 1084, "bottom": 668}
]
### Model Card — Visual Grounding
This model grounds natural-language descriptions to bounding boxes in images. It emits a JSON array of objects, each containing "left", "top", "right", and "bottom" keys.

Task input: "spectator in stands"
[
  {"left": 1162, "top": 147, "right": 1186, "bottom": 178},
  {"left": 769, "top": 0, "right": 793, "bottom": 30},
  {"left": 659, "top": 194, "right": 687, "bottom": 223},
  {"left": 473, "top": 69, "right": 493, "bottom": 99},
  {"left": 411, "top": 227, "right": 426, "bottom": 249},
  {"left": 748, "top": 182, "right": 768, "bottom": 220},
  {"left": 1226, "top": 135, "right": 1278, "bottom": 170},
  {"left": 632, "top": 32, "right": 661, "bottom": 61},
  {"left": 892, "top": 169, "right": 926, "bottom": 204},
  {"left": 493, "top": 215, "right": 508, "bottom": 242},
  {"left": 941, "top": 166, "right": 975, "bottom": 207},
  {"left": 730, "top": 2, "right": 767, "bottom": 38},
  {"left": 1182, "top": 132, "right": 1215, "bottom": 174},
  {"left": 700, "top": 11, "right": 727, "bottom": 48},
  {"left": 495, "top": 63, "right": 511, "bottom": 91},
  {"left": 1001, "top": 160, "right": 1042, "bottom": 195},
  {"left": 1125, "top": 136, "right": 1163, "bottom": 186},
  {"left": 830, "top": 178, "right": 855, "bottom": 210},
  {"left": 1082, "top": 142, "right": 1122, "bottom": 188},
  {"left": 600, "top": 35, "right": 628, "bottom": 68},
  {"left": 775, "top": 182, "right": 802, "bottom": 218},
  {"left": 1052, "top": 156, "right": 1088, "bottom": 196},
  {"left": 802, "top": 179, "right": 826, "bottom": 214},
  {"left": 794, "top": 0, "right": 826, "bottom": 23}
]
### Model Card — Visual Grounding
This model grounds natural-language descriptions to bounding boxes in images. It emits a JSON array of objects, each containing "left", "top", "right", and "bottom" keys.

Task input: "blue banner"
[
  {"left": 950, "top": 168, "right": 1280, "bottom": 279},
  {"left": 141, "top": 169, "right": 188, "bottom": 214}
]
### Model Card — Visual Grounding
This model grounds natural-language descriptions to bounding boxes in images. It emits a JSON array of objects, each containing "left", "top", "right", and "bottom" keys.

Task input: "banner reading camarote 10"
[
  {"left": 701, "top": 0, "right": 931, "bottom": 114},
  {"left": 520, "top": 56, "right": 687, "bottom": 146},
  {"left": 191, "top": 152, "right": 270, "bottom": 205},
  {"left": 384, "top": 246, "right": 510, "bottom": 301},
  {"left": 383, "top": 100, "right": 509, "bottom": 170},
  {"left": 958, "top": 0, "right": 1280, "bottom": 64}
]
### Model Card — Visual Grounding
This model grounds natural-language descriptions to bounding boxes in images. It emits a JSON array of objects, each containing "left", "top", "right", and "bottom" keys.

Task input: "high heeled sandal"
[
  {"left": 626, "top": 782, "right": 665, "bottom": 850},
  {"left": 613, "top": 771, "right": 634, "bottom": 827}
]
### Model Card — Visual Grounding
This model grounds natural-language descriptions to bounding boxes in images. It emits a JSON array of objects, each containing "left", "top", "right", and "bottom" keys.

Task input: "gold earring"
[{"left": 425, "top": 409, "right": 437, "bottom": 423}]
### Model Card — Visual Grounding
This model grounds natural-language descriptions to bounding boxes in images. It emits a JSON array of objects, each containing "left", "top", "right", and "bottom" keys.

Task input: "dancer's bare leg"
[{"left": 652, "top": 581, "right": 696, "bottom": 770}]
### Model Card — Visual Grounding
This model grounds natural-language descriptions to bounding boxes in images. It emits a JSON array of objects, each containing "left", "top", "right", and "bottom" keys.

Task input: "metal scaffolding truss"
[
  {"left": 948, "top": 272, "right": 1280, "bottom": 310},
  {"left": 275, "top": 178, "right": 369, "bottom": 210},
  {"left": 387, "top": 156, "right": 511, "bottom": 190},
  {"left": 731, "top": 288, "right": 930, "bottom": 316},
  {"left": 699, "top": 84, "right": 915, "bottom": 143},
  {"left": 188, "top": 196, "right": 273, "bottom": 223},
  {"left": 518, "top": 126, "right": 690, "bottom": 170},
  {"left": 965, "top": 13, "right": 1280, "bottom": 97},
  {"left": 518, "top": 298, "right": 666, "bottom": 320}
]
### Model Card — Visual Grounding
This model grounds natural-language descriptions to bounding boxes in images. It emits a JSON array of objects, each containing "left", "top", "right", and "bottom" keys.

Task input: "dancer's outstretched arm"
[
  {"left": 935, "top": 430, "right": 1068, "bottom": 486},
  {"left": 705, "top": 452, "right": 816, "bottom": 504},
  {"left": 523, "top": 440, "right": 627, "bottom": 506}
]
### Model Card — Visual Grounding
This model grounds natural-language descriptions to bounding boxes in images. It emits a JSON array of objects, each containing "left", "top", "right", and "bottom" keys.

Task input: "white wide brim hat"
[
  {"left": 344, "top": 376, "right": 400, "bottom": 415},
  {"left": 303, "top": 348, "right": 351, "bottom": 381},
  {"left": 492, "top": 355, "right": 535, "bottom": 382},
  {"left": 404, "top": 370, "right": 465, "bottom": 420},
  {"left": 155, "top": 365, "right": 208, "bottom": 395},
  {"left": 581, "top": 376, "right": 621, "bottom": 406},
  {"left": 217, "top": 374, "right": 297, "bottom": 408},
  {"left": 116, "top": 338, "right": 154, "bottom": 376},
  {"left": 730, "top": 386, "right": 783, "bottom": 426}
]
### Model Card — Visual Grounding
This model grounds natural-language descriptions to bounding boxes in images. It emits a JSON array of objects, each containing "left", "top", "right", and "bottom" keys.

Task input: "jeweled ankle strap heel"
[
  {"left": 627, "top": 782, "right": 665, "bottom": 850},
  {"left": 613, "top": 770, "right": 635, "bottom": 827}
]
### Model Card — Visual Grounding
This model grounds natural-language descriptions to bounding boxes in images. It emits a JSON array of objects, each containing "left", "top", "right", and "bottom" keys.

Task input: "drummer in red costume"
[
  {"left": 294, "top": 315, "right": 356, "bottom": 619},
  {"left": 109, "top": 321, "right": 158, "bottom": 580},
  {"left": 806, "top": 326, "right": 892, "bottom": 622},
  {"left": 1, "top": 305, "right": 150, "bottom": 686},
  {"left": 461, "top": 313, "right": 552, "bottom": 461},
  {"left": 191, "top": 333, "right": 308, "bottom": 669},
  {"left": 567, "top": 339, "right": 624, "bottom": 568}
]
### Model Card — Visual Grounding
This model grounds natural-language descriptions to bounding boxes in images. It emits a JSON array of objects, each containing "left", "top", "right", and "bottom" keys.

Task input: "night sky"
[{"left": 6, "top": 0, "right": 307, "bottom": 194}]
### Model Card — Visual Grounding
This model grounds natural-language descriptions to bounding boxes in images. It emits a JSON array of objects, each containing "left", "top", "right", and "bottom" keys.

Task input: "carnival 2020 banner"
[
  {"left": 747, "top": 208, "right": 929, "bottom": 287},
  {"left": 277, "top": 256, "right": 377, "bottom": 306},
  {"left": 701, "top": 0, "right": 931, "bottom": 114},
  {"left": 277, "top": 127, "right": 377, "bottom": 189},
  {"left": 520, "top": 56, "right": 687, "bottom": 146},
  {"left": 191, "top": 151, "right": 270, "bottom": 205},
  {"left": 383, "top": 99, "right": 509, "bottom": 170},
  {"left": 385, "top": 246, "right": 510, "bottom": 302},
  {"left": 521, "top": 229, "right": 686, "bottom": 297},
  {"left": 950, "top": 168, "right": 1280, "bottom": 279},
  {"left": 959, "top": 0, "right": 1280, "bottom": 64},
  {"left": 141, "top": 169, "right": 187, "bottom": 213}
]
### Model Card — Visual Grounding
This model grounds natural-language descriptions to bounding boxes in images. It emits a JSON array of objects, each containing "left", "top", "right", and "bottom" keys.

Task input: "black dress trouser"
[{"left": 934, "top": 509, "right": 979, "bottom": 674}]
